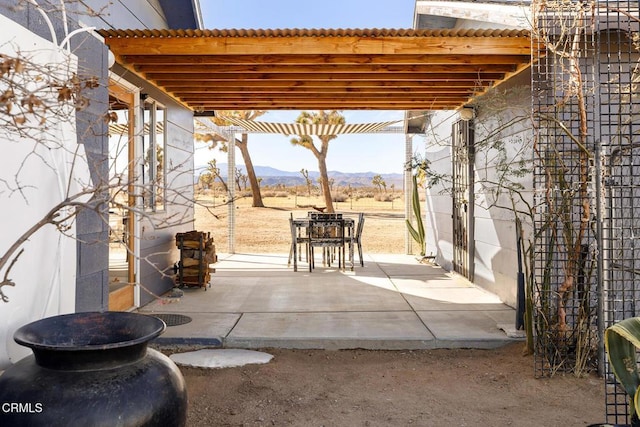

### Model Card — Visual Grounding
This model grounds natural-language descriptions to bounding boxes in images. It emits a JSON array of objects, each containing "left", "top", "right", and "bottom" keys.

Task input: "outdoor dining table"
[{"left": 289, "top": 214, "right": 355, "bottom": 272}]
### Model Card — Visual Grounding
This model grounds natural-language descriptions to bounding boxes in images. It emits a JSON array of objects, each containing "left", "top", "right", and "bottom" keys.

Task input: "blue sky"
[{"left": 196, "top": 0, "right": 417, "bottom": 174}]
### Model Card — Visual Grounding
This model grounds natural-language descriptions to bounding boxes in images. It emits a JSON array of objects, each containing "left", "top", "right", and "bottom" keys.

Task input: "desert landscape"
[{"left": 194, "top": 193, "right": 408, "bottom": 255}]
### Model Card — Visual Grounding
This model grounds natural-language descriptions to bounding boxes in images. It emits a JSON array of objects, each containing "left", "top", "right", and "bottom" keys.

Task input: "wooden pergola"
[
  {"left": 99, "top": 28, "right": 533, "bottom": 112},
  {"left": 100, "top": 27, "right": 534, "bottom": 253}
]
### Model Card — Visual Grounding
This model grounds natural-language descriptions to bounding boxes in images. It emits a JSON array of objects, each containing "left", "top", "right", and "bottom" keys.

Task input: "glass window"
[{"left": 141, "top": 98, "right": 166, "bottom": 212}]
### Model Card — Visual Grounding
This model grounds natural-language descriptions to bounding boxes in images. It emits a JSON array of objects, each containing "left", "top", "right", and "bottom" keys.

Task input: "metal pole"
[
  {"left": 227, "top": 131, "right": 235, "bottom": 254},
  {"left": 595, "top": 141, "right": 605, "bottom": 377},
  {"left": 515, "top": 222, "right": 525, "bottom": 330}
]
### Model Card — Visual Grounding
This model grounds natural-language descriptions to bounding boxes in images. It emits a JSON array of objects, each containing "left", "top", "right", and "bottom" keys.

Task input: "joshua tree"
[
  {"left": 212, "top": 110, "right": 266, "bottom": 207},
  {"left": 372, "top": 174, "right": 386, "bottom": 193},
  {"left": 234, "top": 167, "right": 247, "bottom": 191},
  {"left": 197, "top": 172, "right": 214, "bottom": 191},
  {"left": 206, "top": 159, "right": 228, "bottom": 193},
  {"left": 300, "top": 168, "right": 313, "bottom": 197},
  {"left": 290, "top": 110, "right": 345, "bottom": 213}
]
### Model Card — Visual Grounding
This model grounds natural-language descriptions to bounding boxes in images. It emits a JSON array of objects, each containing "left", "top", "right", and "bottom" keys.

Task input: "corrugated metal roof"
[{"left": 99, "top": 27, "right": 530, "bottom": 38}]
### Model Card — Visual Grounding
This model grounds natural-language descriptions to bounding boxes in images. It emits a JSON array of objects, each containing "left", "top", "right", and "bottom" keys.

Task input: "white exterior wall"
[
  {"left": 472, "top": 72, "right": 532, "bottom": 306},
  {"left": 422, "top": 111, "right": 457, "bottom": 272},
  {"left": 423, "top": 71, "right": 533, "bottom": 307},
  {"left": 78, "top": 0, "right": 168, "bottom": 29},
  {"left": 0, "top": 15, "right": 91, "bottom": 367},
  {"left": 415, "top": 1, "right": 531, "bottom": 29}
]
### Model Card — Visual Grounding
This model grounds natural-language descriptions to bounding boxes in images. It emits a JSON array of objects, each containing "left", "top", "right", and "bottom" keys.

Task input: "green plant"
[
  {"left": 406, "top": 174, "right": 426, "bottom": 257},
  {"left": 605, "top": 317, "right": 640, "bottom": 426}
]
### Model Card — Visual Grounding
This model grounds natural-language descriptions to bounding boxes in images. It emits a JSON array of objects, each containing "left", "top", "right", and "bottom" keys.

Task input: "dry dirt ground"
[
  {"left": 178, "top": 343, "right": 605, "bottom": 427},
  {"left": 187, "top": 197, "right": 606, "bottom": 426}
]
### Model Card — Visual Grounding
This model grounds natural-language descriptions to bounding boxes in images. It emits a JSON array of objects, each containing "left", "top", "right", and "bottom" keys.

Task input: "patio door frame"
[
  {"left": 451, "top": 118, "right": 475, "bottom": 281},
  {"left": 108, "top": 76, "right": 141, "bottom": 310}
]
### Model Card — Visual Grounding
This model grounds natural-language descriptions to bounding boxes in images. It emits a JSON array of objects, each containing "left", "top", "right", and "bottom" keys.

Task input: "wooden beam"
[
  {"left": 159, "top": 80, "right": 490, "bottom": 89},
  {"left": 189, "top": 98, "right": 469, "bottom": 105},
  {"left": 166, "top": 87, "right": 478, "bottom": 94},
  {"left": 190, "top": 101, "right": 466, "bottom": 110},
  {"left": 145, "top": 72, "right": 505, "bottom": 81},
  {"left": 121, "top": 54, "right": 531, "bottom": 66},
  {"left": 105, "top": 35, "right": 531, "bottom": 56},
  {"left": 176, "top": 93, "right": 469, "bottom": 104},
  {"left": 112, "top": 62, "right": 195, "bottom": 111},
  {"left": 134, "top": 63, "right": 518, "bottom": 74}
]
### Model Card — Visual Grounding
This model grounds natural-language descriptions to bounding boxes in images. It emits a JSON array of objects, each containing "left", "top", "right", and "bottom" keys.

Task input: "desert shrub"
[
  {"left": 262, "top": 190, "right": 289, "bottom": 198},
  {"left": 332, "top": 192, "right": 348, "bottom": 202},
  {"left": 374, "top": 193, "right": 395, "bottom": 202}
]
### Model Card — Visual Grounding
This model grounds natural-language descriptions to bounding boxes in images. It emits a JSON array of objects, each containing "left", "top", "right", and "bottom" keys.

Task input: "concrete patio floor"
[{"left": 140, "top": 253, "right": 523, "bottom": 350}]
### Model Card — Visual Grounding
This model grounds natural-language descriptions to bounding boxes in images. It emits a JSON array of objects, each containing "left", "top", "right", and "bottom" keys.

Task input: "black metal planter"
[
  {"left": 587, "top": 417, "right": 640, "bottom": 427},
  {"left": 0, "top": 311, "right": 187, "bottom": 426},
  {"left": 587, "top": 424, "right": 630, "bottom": 427}
]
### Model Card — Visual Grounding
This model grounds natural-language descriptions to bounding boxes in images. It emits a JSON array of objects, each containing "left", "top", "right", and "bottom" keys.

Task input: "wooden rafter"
[{"left": 100, "top": 28, "right": 533, "bottom": 111}]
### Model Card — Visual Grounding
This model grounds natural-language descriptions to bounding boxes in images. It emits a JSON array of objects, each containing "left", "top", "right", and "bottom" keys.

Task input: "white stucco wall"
[
  {"left": 0, "top": 15, "right": 91, "bottom": 368},
  {"left": 421, "top": 111, "right": 458, "bottom": 272},
  {"left": 77, "top": 0, "right": 168, "bottom": 29},
  {"left": 415, "top": 1, "right": 531, "bottom": 29},
  {"left": 475, "top": 72, "right": 532, "bottom": 307},
  {"left": 422, "top": 71, "right": 533, "bottom": 308}
]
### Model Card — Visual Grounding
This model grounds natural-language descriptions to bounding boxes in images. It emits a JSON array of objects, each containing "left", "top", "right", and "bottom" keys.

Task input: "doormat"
[{"left": 150, "top": 313, "right": 192, "bottom": 327}]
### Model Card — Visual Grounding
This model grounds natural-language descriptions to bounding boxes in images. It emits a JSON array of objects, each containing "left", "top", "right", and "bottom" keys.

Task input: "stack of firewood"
[{"left": 175, "top": 230, "right": 217, "bottom": 288}]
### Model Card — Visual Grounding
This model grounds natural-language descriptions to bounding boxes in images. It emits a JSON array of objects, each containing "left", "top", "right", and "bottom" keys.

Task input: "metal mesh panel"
[
  {"left": 597, "top": 1, "right": 640, "bottom": 423},
  {"left": 532, "top": 0, "right": 600, "bottom": 378},
  {"left": 533, "top": 0, "right": 640, "bottom": 423}
]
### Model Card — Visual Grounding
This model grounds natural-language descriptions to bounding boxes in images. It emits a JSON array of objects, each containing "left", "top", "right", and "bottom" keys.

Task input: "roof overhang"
[
  {"left": 99, "top": 28, "right": 533, "bottom": 111},
  {"left": 157, "top": 0, "right": 203, "bottom": 29}
]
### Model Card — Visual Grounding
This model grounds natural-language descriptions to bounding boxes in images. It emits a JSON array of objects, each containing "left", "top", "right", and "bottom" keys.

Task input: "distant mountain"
[
  {"left": 251, "top": 165, "right": 301, "bottom": 177},
  {"left": 195, "top": 163, "right": 404, "bottom": 188}
]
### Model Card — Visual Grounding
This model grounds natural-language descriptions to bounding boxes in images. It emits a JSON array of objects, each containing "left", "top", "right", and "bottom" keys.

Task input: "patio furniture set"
[{"left": 288, "top": 212, "right": 365, "bottom": 272}]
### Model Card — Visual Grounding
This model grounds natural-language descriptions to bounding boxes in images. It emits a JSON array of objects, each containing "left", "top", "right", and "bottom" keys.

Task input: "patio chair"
[
  {"left": 308, "top": 217, "right": 346, "bottom": 272},
  {"left": 288, "top": 213, "right": 309, "bottom": 272},
  {"left": 349, "top": 212, "right": 365, "bottom": 267},
  {"left": 308, "top": 212, "right": 345, "bottom": 264}
]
